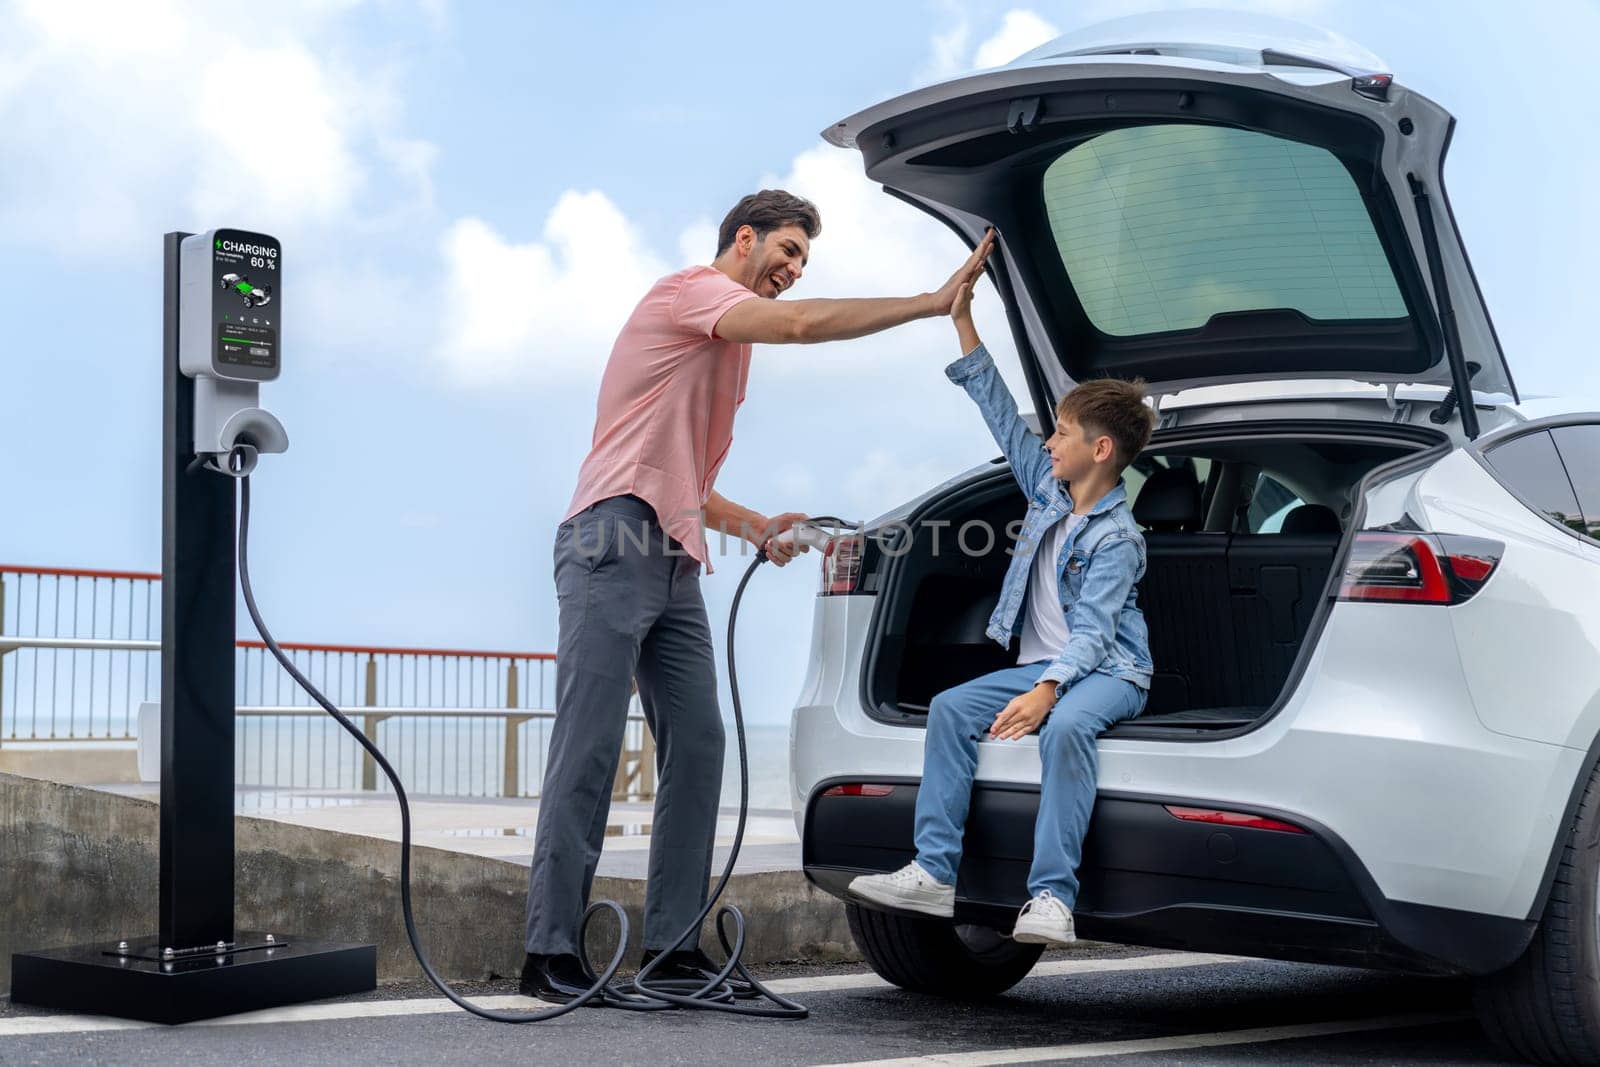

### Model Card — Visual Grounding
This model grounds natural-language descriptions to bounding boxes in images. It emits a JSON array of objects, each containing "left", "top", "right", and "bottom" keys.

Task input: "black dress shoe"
[
  {"left": 519, "top": 952, "right": 602, "bottom": 1005},
  {"left": 635, "top": 947, "right": 758, "bottom": 999}
]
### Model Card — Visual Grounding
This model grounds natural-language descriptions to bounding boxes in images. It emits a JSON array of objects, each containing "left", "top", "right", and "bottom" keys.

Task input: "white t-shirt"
[{"left": 1018, "top": 512, "right": 1084, "bottom": 666}]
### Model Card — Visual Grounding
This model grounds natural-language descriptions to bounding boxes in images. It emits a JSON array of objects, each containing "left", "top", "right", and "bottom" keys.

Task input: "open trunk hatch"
[{"left": 824, "top": 14, "right": 1515, "bottom": 419}]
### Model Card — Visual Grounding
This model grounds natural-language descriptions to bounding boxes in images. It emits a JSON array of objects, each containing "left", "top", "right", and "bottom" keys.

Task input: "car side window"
[
  {"left": 1485, "top": 430, "right": 1586, "bottom": 535},
  {"left": 1549, "top": 425, "right": 1600, "bottom": 539},
  {"left": 1247, "top": 473, "right": 1304, "bottom": 533}
]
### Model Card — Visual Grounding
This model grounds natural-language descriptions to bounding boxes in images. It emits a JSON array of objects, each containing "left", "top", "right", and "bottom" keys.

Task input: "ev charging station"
[{"left": 8, "top": 231, "right": 376, "bottom": 1024}]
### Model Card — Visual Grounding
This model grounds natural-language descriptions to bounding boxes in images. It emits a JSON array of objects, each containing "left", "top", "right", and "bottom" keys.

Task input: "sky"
[{"left": 2, "top": 0, "right": 1597, "bottom": 726}]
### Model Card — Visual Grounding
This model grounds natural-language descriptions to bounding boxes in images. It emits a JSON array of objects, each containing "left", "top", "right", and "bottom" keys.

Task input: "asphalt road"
[{"left": 0, "top": 946, "right": 1521, "bottom": 1065}]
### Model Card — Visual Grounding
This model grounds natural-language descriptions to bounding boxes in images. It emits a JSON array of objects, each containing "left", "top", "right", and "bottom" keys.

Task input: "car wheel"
[
  {"left": 845, "top": 902, "right": 1043, "bottom": 999},
  {"left": 1473, "top": 761, "right": 1600, "bottom": 1064}
]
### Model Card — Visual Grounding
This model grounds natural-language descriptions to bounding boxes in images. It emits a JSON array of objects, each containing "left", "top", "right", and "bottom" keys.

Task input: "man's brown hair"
[
  {"left": 1056, "top": 377, "right": 1157, "bottom": 472},
  {"left": 715, "top": 190, "right": 821, "bottom": 256}
]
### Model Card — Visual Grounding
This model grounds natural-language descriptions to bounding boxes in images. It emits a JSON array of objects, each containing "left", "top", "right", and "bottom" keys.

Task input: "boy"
[{"left": 848, "top": 251, "right": 1156, "bottom": 946}]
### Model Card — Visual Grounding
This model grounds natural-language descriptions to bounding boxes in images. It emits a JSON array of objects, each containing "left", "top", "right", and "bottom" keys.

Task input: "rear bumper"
[{"left": 803, "top": 777, "right": 1534, "bottom": 976}]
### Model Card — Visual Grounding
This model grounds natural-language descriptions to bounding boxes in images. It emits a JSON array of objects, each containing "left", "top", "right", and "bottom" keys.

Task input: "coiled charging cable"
[{"left": 230, "top": 448, "right": 855, "bottom": 1021}]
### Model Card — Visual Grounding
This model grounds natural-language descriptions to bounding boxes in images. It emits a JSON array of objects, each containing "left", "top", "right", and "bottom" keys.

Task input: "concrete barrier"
[{"left": 0, "top": 772, "right": 855, "bottom": 996}]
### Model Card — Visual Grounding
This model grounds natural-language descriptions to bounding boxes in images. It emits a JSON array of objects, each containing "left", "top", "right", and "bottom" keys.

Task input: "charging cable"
[{"left": 232, "top": 452, "right": 856, "bottom": 1021}]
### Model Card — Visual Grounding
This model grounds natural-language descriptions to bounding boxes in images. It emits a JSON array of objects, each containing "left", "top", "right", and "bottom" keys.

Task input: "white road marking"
[
  {"left": 0, "top": 951, "right": 1254, "bottom": 1037},
  {"left": 0, "top": 1016, "right": 154, "bottom": 1037},
  {"left": 762, "top": 951, "right": 1249, "bottom": 995},
  {"left": 201, "top": 994, "right": 548, "bottom": 1026},
  {"left": 0, "top": 995, "right": 554, "bottom": 1036},
  {"left": 813, "top": 1012, "right": 1470, "bottom": 1066}
]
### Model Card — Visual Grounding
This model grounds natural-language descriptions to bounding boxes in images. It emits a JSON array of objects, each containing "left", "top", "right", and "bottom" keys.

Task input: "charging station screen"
[{"left": 211, "top": 229, "right": 279, "bottom": 372}]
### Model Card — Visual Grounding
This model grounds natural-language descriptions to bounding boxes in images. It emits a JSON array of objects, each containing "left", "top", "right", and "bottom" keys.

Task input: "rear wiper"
[{"left": 1406, "top": 174, "right": 1481, "bottom": 440}]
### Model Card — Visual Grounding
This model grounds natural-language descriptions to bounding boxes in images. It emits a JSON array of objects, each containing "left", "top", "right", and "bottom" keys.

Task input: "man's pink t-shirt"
[{"left": 563, "top": 265, "right": 759, "bottom": 573}]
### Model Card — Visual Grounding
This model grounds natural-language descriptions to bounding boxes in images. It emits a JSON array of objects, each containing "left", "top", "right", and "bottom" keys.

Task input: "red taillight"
[
  {"left": 1338, "top": 532, "right": 1502, "bottom": 605},
  {"left": 1339, "top": 533, "right": 1449, "bottom": 603},
  {"left": 1446, "top": 551, "right": 1495, "bottom": 583},
  {"left": 820, "top": 535, "right": 866, "bottom": 596},
  {"left": 1164, "top": 805, "right": 1306, "bottom": 834},
  {"left": 821, "top": 783, "right": 895, "bottom": 798}
]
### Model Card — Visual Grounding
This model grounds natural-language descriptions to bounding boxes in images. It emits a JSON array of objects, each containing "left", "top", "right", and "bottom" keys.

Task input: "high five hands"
[{"left": 929, "top": 228, "right": 996, "bottom": 317}]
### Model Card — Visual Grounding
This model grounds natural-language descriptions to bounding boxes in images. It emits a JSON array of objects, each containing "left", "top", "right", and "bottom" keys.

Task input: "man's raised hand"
[{"left": 928, "top": 228, "right": 996, "bottom": 316}]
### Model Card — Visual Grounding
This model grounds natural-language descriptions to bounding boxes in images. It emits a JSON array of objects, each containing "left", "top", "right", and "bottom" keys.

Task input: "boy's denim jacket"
[{"left": 945, "top": 343, "right": 1154, "bottom": 696}]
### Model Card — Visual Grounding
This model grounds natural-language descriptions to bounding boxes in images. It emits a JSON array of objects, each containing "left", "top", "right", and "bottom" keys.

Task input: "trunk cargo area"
[{"left": 862, "top": 430, "right": 1429, "bottom": 738}]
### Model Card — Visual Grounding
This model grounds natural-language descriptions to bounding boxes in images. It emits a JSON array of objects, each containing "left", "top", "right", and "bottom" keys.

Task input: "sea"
[
  {"left": 719, "top": 721, "right": 794, "bottom": 812},
  {"left": 19, "top": 707, "right": 797, "bottom": 813}
]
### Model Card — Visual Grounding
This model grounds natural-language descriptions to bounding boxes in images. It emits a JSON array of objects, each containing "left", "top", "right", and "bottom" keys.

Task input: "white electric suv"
[{"left": 788, "top": 13, "right": 1600, "bottom": 1065}]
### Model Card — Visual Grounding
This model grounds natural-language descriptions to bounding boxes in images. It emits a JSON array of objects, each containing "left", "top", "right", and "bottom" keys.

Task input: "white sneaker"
[
  {"left": 1011, "top": 889, "right": 1076, "bottom": 945},
  {"left": 847, "top": 861, "right": 955, "bottom": 918}
]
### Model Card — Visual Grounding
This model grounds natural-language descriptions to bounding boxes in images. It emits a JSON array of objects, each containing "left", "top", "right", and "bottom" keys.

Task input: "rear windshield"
[{"left": 1042, "top": 124, "right": 1407, "bottom": 336}]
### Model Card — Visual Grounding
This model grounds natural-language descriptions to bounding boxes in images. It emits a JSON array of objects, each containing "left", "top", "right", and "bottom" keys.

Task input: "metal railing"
[
  {"left": 0, "top": 564, "right": 655, "bottom": 800},
  {"left": 234, "top": 638, "right": 562, "bottom": 794},
  {"left": 0, "top": 565, "right": 161, "bottom": 742},
  {"left": 230, "top": 705, "right": 654, "bottom": 803}
]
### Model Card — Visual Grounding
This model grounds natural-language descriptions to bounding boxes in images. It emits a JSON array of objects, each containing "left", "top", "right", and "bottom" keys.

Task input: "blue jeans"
[{"left": 913, "top": 663, "right": 1146, "bottom": 909}]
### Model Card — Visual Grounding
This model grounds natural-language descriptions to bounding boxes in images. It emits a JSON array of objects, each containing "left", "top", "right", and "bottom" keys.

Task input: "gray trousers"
[{"left": 524, "top": 494, "right": 725, "bottom": 957}]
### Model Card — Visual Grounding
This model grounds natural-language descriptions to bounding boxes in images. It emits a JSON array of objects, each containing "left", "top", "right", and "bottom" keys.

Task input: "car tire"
[
  {"left": 1473, "top": 762, "right": 1600, "bottom": 1064},
  {"left": 846, "top": 902, "right": 1043, "bottom": 999}
]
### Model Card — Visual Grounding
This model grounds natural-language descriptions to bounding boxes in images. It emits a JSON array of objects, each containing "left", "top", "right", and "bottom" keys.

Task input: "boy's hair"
[
  {"left": 715, "top": 190, "right": 822, "bottom": 256},
  {"left": 1055, "top": 377, "right": 1157, "bottom": 472}
]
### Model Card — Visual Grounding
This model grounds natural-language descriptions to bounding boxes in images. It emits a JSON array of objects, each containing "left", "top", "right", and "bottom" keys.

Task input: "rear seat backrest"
[
  {"left": 1132, "top": 468, "right": 1241, "bottom": 714},
  {"left": 1280, "top": 503, "right": 1341, "bottom": 535},
  {"left": 1131, "top": 467, "right": 1201, "bottom": 533}
]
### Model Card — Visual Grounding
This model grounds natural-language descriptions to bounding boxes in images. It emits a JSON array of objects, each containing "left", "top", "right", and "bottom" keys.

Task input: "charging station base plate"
[{"left": 9, "top": 932, "right": 376, "bottom": 1025}]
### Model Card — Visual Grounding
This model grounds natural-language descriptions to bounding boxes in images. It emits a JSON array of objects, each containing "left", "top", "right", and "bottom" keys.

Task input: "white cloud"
[
  {"left": 747, "top": 144, "right": 1027, "bottom": 385},
  {"left": 759, "top": 146, "right": 961, "bottom": 306},
  {"left": 430, "top": 8, "right": 1148, "bottom": 396},
  {"left": 768, "top": 463, "right": 820, "bottom": 502},
  {"left": 430, "top": 8, "right": 1138, "bottom": 404},
  {"left": 678, "top": 219, "right": 719, "bottom": 266},
  {"left": 0, "top": 0, "right": 435, "bottom": 258},
  {"left": 192, "top": 43, "right": 366, "bottom": 224},
  {"left": 973, "top": 9, "right": 1062, "bottom": 70},
  {"left": 914, "top": 7, "right": 1061, "bottom": 85},
  {"left": 915, "top": 3, "right": 1347, "bottom": 87},
  {"left": 433, "top": 139, "right": 1029, "bottom": 395},
  {"left": 435, "top": 192, "right": 669, "bottom": 386},
  {"left": 917, "top": 21, "right": 973, "bottom": 84},
  {"left": 843, "top": 449, "right": 976, "bottom": 519}
]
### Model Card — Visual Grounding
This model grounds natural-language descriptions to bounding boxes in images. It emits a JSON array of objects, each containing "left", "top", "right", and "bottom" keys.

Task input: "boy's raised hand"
[
  {"left": 951, "top": 279, "right": 974, "bottom": 324},
  {"left": 950, "top": 229, "right": 993, "bottom": 353}
]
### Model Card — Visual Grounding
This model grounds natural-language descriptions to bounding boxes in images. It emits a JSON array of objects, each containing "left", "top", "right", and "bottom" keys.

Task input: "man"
[{"left": 522, "top": 189, "right": 994, "bottom": 1001}]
